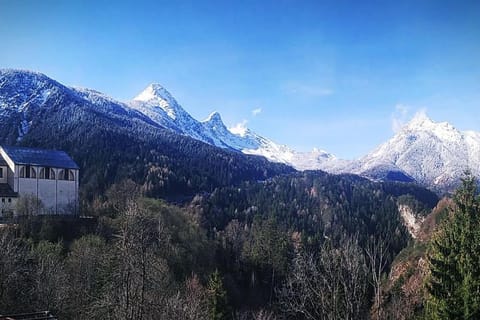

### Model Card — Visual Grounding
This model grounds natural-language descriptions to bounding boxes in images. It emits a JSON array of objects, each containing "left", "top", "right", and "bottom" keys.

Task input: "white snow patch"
[{"left": 35, "top": 88, "right": 52, "bottom": 105}]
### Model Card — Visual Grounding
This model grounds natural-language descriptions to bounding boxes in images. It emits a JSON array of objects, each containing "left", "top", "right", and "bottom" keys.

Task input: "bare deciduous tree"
[
  {"left": 0, "top": 229, "right": 30, "bottom": 312},
  {"left": 30, "top": 241, "right": 68, "bottom": 316},
  {"left": 16, "top": 193, "right": 45, "bottom": 216},
  {"left": 65, "top": 235, "right": 109, "bottom": 319},
  {"left": 236, "top": 309, "right": 278, "bottom": 320},
  {"left": 365, "top": 236, "right": 390, "bottom": 319},
  {"left": 98, "top": 201, "right": 173, "bottom": 320},
  {"left": 278, "top": 236, "right": 368, "bottom": 320},
  {"left": 166, "top": 274, "right": 209, "bottom": 320},
  {"left": 105, "top": 179, "right": 142, "bottom": 214}
]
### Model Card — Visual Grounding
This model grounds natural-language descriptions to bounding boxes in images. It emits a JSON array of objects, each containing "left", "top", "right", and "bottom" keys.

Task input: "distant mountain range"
[
  {"left": 1, "top": 69, "right": 478, "bottom": 192},
  {"left": 342, "top": 112, "right": 480, "bottom": 191},
  {"left": 0, "top": 69, "right": 293, "bottom": 198}
]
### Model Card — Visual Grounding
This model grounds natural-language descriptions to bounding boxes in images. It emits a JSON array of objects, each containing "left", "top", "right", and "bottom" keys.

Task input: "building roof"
[{"left": 1, "top": 146, "right": 79, "bottom": 169}]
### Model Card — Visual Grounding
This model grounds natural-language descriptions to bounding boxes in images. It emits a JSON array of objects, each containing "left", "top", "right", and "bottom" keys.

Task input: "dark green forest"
[{"left": 0, "top": 168, "right": 442, "bottom": 319}]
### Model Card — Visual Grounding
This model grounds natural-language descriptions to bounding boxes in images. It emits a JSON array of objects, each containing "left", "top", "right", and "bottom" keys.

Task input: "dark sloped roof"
[{"left": 1, "top": 146, "right": 79, "bottom": 169}]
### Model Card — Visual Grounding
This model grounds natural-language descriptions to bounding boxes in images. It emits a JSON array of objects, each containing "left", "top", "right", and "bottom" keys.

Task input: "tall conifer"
[{"left": 426, "top": 175, "right": 480, "bottom": 319}]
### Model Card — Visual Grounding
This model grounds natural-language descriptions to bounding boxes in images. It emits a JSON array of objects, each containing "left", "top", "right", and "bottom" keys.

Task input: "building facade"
[{"left": 0, "top": 146, "right": 79, "bottom": 216}]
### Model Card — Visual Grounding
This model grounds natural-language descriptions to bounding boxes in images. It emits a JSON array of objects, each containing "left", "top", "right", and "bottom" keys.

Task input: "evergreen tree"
[
  {"left": 208, "top": 270, "right": 230, "bottom": 320},
  {"left": 242, "top": 215, "right": 291, "bottom": 296},
  {"left": 426, "top": 174, "right": 480, "bottom": 319}
]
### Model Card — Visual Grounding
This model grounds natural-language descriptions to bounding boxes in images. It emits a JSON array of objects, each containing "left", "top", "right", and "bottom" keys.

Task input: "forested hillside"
[
  {"left": 1, "top": 69, "right": 462, "bottom": 319},
  {"left": 20, "top": 120, "right": 293, "bottom": 202},
  {"left": 0, "top": 169, "right": 440, "bottom": 319},
  {"left": 376, "top": 175, "right": 480, "bottom": 319},
  {"left": 0, "top": 71, "right": 294, "bottom": 204},
  {"left": 188, "top": 171, "right": 438, "bottom": 314}
]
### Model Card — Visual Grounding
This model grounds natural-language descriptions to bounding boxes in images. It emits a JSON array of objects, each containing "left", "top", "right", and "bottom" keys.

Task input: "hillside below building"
[{"left": 0, "top": 145, "right": 79, "bottom": 215}]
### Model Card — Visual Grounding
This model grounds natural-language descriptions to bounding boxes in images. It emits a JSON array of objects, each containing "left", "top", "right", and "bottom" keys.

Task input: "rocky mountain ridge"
[{"left": 1, "top": 69, "right": 478, "bottom": 191}]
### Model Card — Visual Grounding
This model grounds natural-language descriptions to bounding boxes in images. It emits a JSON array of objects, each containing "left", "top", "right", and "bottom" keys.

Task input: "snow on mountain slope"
[
  {"left": 201, "top": 111, "right": 296, "bottom": 164},
  {"left": 0, "top": 69, "right": 74, "bottom": 141},
  {"left": 3, "top": 69, "right": 478, "bottom": 191},
  {"left": 292, "top": 112, "right": 480, "bottom": 189},
  {"left": 129, "top": 84, "right": 201, "bottom": 134},
  {"left": 0, "top": 69, "right": 63, "bottom": 112},
  {"left": 465, "top": 130, "right": 480, "bottom": 169},
  {"left": 289, "top": 148, "right": 345, "bottom": 172},
  {"left": 0, "top": 70, "right": 173, "bottom": 145},
  {"left": 133, "top": 83, "right": 179, "bottom": 120},
  {"left": 353, "top": 112, "right": 480, "bottom": 189},
  {"left": 129, "top": 86, "right": 341, "bottom": 168},
  {"left": 201, "top": 116, "right": 342, "bottom": 170},
  {"left": 71, "top": 87, "right": 153, "bottom": 121},
  {"left": 0, "top": 71, "right": 301, "bottom": 167},
  {"left": 128, "top": 84, "right": 321, "bottom": 166},
  {"left": 127, "top": 88, "right": 480, "bottom": 190}
]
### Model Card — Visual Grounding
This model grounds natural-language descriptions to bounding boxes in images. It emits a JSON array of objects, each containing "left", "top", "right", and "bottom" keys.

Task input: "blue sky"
[{"left": 1, "top": 0, "right": 479, "bottom": 158}]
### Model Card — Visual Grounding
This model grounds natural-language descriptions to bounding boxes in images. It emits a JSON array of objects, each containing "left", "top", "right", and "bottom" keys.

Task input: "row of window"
[{"left": 19, "top": 166, "right": 75, "bottom": 181}]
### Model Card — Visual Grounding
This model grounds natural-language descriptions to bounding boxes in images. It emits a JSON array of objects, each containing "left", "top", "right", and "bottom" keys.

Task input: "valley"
[{"left": 0, "top": 69, "right": 477, "bottom": 319}]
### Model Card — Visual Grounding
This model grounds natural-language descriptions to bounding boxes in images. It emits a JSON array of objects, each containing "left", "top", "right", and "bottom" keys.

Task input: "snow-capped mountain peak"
[
  {"left": 353, "top": 112, "right": 480, "bottom": 190},
  {"left": 403, "top": 111, "right": 432, "bottom": 129},
  {"left": 126, "top": 80, "right": 343, "bottom": 171},
  {"left": 406, "top": 111, "right": 448, "bottom": 130},
  {"left": 134, "top": 83, "right": 172, "bottom": 102},
  {"left": 203, "top": 111, "right": 224, "bottom": 125},
  {"left": 133, "top": 84, "right": 179, "bottom": 120},
  {"left": 4, "top": 69, "right": 478, "bottom": 192},
  {"left": 402, "top": 111, "right": 462, "bottom": 143}
]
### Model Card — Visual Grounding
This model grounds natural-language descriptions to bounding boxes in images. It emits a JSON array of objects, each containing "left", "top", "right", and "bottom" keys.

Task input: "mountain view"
[
  {"left": 1, "top": 1, "right": 479, "bottom": 320},
  {"left": 2, "top": 69, "right": 478, "bottom": 193}
]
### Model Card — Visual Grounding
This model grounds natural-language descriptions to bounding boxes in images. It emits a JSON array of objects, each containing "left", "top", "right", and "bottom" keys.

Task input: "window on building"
[
  {"left": 0, "top": 167, "right": 3, "bottom": 178},
  {"left": 30, "top": 167, "right": 36, "bottom": 179},
  {"left": 39, "top": 167, "right": 55, "bottom": 180},
  {"left": 8, "top": 198, "right": 11, "bottom": 203},
  {"left": 59, "top": 169, "right": 75, "bottom": 181},
  {"left": 59, "top": 169, "right": 65, "bottom": 180},
  {"left": 20, "top": 166, "right": 37, "bottom": 179},
  {"left": 68, "top": 170, "right": 75, "bottom": 181},
  {"left": 1, "top": 198, "right": 4, "bottom": 203}
]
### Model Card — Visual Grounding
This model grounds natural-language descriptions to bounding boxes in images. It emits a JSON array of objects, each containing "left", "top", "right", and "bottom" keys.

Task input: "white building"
[{"left": 0, "top": 146, "right": 79, "bottom": 216}]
